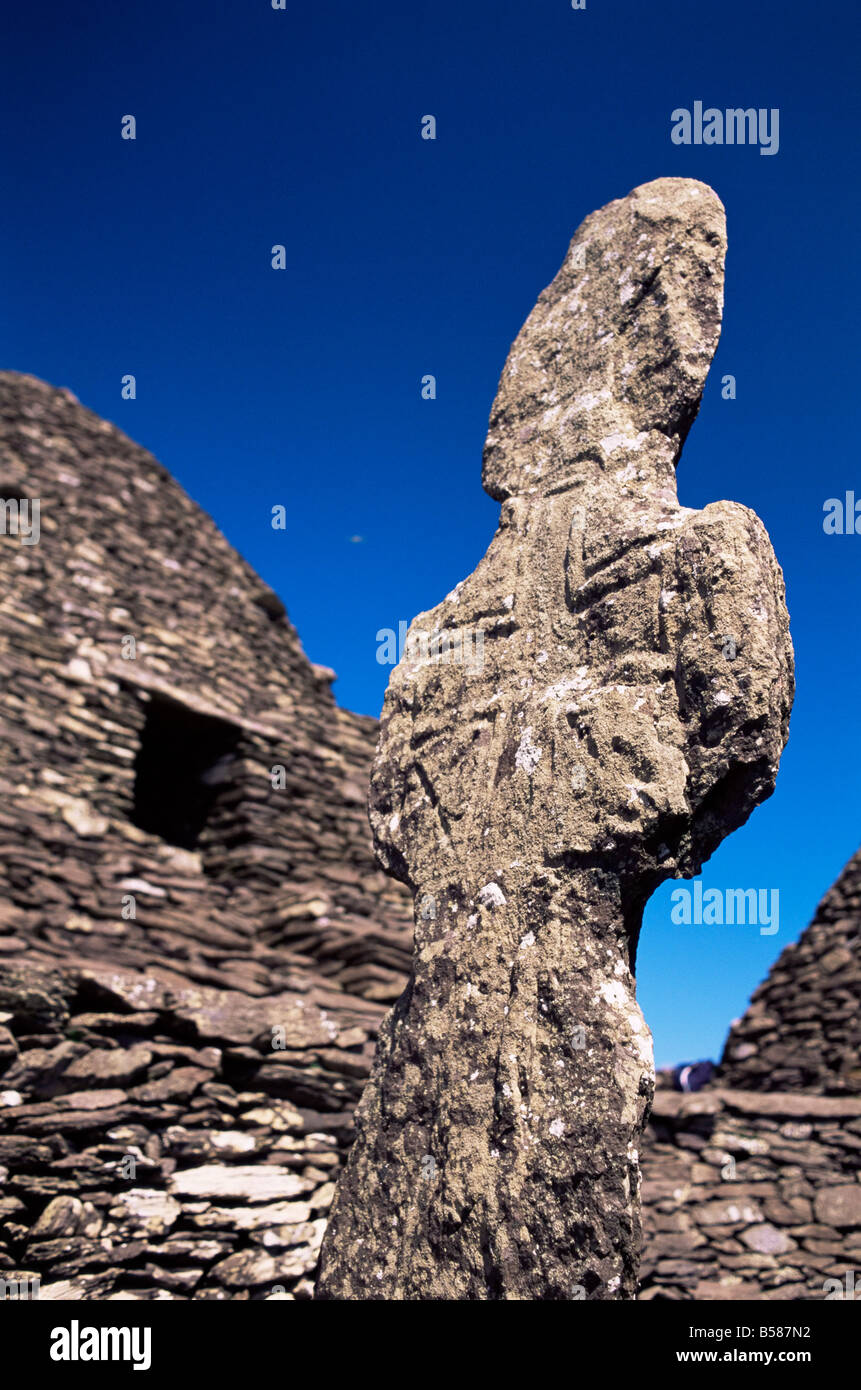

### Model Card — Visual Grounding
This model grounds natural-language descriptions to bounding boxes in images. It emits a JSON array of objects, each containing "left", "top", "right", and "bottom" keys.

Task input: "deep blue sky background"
[{"left": 3, "top": 0, "right": 860, "bottom": 1067}]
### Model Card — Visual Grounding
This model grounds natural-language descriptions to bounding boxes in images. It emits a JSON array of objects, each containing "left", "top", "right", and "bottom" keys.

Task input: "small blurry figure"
[{"left": 672, "top": 1060, "right": 715, "bottom": 1093}]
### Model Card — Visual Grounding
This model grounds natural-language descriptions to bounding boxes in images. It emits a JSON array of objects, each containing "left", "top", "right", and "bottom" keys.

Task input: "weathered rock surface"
[{"left": 317, "top": 178, "right": 794, "bottom": 1299}]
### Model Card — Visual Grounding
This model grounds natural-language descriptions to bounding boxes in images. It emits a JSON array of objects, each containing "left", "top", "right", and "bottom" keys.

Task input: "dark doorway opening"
[{"left": 131, "top": 694, "right": 241, "bottom": 850}]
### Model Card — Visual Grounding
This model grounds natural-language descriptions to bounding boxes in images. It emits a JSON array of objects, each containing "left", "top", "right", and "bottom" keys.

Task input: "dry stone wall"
[
  {"left": 0, "top": 960, "right": 384, "bottom": 1299},
  {"left": 639, "top": 1089, "right": 861, "bottom": 1301}
]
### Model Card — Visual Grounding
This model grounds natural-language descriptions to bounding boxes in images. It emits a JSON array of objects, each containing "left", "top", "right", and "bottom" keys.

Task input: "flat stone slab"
[{"left": 168, "top": 1165, "right": 313, "bottom": 1202}]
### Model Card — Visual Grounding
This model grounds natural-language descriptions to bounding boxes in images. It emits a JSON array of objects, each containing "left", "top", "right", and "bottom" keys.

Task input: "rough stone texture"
[
  {"left": 0, "top": 366, "right": 414, "bottom": 1006},
  {"left": 719, "top": 847, "right": 861, "bottom": 1094},
  {"left": 638, "top": 1090, "right": 861, "bottom": 1300},
  {"left": 0, "top": 369, "right": 415, "bottom": 1298},
  {"left": 0, "top": 950, "right": 384, "bottom": 1298},
  {"left": 316, "top": 179, "right": 794, "bottom": 1299}
]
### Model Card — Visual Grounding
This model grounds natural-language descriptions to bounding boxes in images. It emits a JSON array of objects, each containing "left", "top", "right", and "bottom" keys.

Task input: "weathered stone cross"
[{"left": 318, "top": 177, "right": 794, "bottom": 1300}]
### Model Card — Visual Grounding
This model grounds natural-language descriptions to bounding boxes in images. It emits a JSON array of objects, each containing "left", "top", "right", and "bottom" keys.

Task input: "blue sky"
[{"left": 3, "top": 0, "right": 860, "bottom": 1067}]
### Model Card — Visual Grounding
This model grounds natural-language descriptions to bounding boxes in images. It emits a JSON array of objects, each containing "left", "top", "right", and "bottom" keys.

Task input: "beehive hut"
[{"left": 0, "top": 372, "right": 412, "bottom": 1298}]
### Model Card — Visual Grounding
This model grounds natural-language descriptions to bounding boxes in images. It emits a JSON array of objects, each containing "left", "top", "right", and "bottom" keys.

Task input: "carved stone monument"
[{"left": 317, "top": 177, "right": 794, "bottom": 1299}]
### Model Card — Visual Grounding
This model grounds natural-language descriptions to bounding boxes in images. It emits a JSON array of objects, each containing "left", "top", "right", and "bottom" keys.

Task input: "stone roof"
[{"left": 719, "top": 851, "right": 861, "bottom": 1094}]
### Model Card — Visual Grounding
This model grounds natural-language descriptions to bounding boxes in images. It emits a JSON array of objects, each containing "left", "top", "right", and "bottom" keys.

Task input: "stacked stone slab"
[
  {"left": 0, "top": 371, "right": 413, "bottom": 1298},
  {"left": 719, "top": 849, "right": 861, "bottom": 1094},
  {"left": 639, "top": 1090, "right": 861, "bottom": 1300},
  {"left": 0, "top": 371, "right": 413, "bottom": 1005},
  {"left": 638, "top": 852, "right": 861, "bottom": 1300},
  {"left": 0, "top": 959, "right": 383, "bottom": 1299}
]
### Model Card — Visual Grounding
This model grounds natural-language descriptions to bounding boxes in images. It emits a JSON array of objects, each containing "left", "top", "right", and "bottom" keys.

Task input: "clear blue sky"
[{"left": 3, "top": 0, "right": 860, "bottom": 1068}]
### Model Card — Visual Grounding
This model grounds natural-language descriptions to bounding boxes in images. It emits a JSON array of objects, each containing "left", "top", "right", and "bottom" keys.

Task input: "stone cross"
[{"left": 317, "top": 177, "right": 794, "bottom": 1300}]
